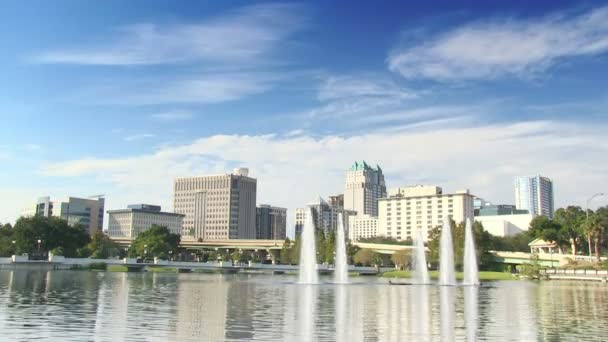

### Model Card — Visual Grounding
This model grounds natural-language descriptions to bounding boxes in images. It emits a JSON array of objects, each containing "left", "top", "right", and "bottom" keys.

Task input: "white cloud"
[
  {"left": 388, "top": 6, "right": 608, "bottom": 81},
  {"left": 150, "top": 111, "right": 195, "bottom": 122},
  {"left": 124, "top": 133, "right": 156, "bottom": 142},
  {"left": 38, "top": 120, "right": 608, "bottom": 237},
  {"left": 32, "top": 3, "right": 306, "bottom": 66}
]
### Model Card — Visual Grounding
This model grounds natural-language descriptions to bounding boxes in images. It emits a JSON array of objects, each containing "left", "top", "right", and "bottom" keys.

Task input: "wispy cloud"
[
  {"left": 388, "top": 6, "right": 608, "bottom": 81},
  {"left": 150, "top": 111, "right": 195, "bottom": 122},
  {"left": 317, "top": 75, "right": 416, "bottom": 101},
  {"left": 304, "top": 74, "right": 418, "bottom": 122},
  {"left": 31, "top": 3, "right": 307, "bottom": 66},
  {"left": 124, "top": 133, "right": 156, "bottom": 142}
]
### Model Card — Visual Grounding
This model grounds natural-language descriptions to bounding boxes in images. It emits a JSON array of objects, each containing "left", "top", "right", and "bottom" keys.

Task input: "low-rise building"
[
  {"left": 348, "top": 215, "right": 379, "bottom": 241},
  {"left": 475, "top": 213, "right": 534, "bottom": 237},
  {"left": 107, "top": 204, "right": 184, "bottom": 239},
  {"left": 256, "top": 205, "right": 287, "bottom": 240},
  {"left": 295, "top": 197, "right": 356, "bottom": 235},
  {"left": 378, "top": 185, "right": 474, "bottom": 242}
]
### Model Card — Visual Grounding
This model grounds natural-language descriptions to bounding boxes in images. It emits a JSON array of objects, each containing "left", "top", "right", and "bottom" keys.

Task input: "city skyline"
[{"left": 2, "top": 1, "right": 608, "bottom": 232}]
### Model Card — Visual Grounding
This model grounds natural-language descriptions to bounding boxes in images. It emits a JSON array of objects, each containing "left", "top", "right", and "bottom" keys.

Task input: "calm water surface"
[{"left": 0, "top": 270, "right": 607, "bottom": 341}]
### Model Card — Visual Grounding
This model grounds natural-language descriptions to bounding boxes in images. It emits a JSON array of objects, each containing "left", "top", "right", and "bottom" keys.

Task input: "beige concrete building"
[
  {"left": 378, "top": 185, "right": 474, "bottom": 242},
  {"left": 348, "top": 215, "right": 379, "bottom": 241},
  {"left": 475, "top": 213, "right": 534, "bottom": 237},
  {"left": 107, "top": 204, "right": 184, "bottom": 239},
  {"left": 29, "top": 195, "right": 105, "bottom": 234},
  {"left": 173, "top": 168, "right": 257, "bottom": 241},
  {"left": 344, "top": 161, "right": 386, "bottom": 217}
]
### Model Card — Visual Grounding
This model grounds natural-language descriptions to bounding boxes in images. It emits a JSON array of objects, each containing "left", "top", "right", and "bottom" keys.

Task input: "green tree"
[
  {"left": 491, "top": 232, "right": 532, "bottom": 253},
  {"left": 11, "top": 216, "right": 90, "bottom": 257},
  {"left": 279, "top": 238, "right": 293, "bottom": 264},
  {"left": 427, "top": 220, "right": 495, "bottom": 271},
  {"left": 88, "top": 230, "right": 120, "bottom": 259},
  {"left": 529, "top": 216, "right": 564, "bottom": 246},
  {"left": 0, "top": 223, "right": 16, "bottom": 257},
  {"left": 390, "top": 249, "right": 410, "bottom": 270},
  {"left": 353, "top": 248, "right": 379, "bottom": 266},
  {"left": 585, "top": 207, "right": 608, "bottom": 263},
  {"left": 322, "top": 230, "right": 336, "bottom": 264},
  {"left": 129, "top": 225, "right": 180, "bottom": 260},
  {"left": 554, "top": 206, "right": 586, "bottom": 255}
]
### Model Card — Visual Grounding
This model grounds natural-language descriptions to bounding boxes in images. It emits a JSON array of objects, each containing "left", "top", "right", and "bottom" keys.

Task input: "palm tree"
[{"left": 584, "top": 212, "right": 605, "bottom": 263}]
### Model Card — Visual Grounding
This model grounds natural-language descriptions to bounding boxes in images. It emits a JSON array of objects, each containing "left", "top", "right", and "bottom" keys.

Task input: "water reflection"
[
  {"left": 464, "top": 286, "right": 478, "bottom": 342},
  {"left": 1, "top": 271, "right": 608, "bottom": 341},
  {"left": 440, "top": 286, "right": 456, "bottom": 342},
  {"left": 298, "top": 284, "right": 315, "bottom": 341}
]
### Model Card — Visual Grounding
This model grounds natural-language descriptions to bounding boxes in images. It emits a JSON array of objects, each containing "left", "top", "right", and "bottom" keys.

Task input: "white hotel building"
[
  {"left": 377, "top": 185, "right": 474, "bottom": 242},
  {"left": 107, "top": 204, "right": 184, "bottom": 239}
]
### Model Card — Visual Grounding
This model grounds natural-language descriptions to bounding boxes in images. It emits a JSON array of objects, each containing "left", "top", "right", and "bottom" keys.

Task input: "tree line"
[{"left": 0, "top": 217, "right": 181, "bottom": 260}]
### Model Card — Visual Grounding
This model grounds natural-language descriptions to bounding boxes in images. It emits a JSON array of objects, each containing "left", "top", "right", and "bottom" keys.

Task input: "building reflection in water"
[
  {"left": 2, "top": 271, "right": 608, "bottom": 341},
  {"left": 175, "top": 273, "right": 228, "bottom": 341}
]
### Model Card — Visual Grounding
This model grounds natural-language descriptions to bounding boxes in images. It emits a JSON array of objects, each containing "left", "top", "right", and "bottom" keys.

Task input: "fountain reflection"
[
  {"left": 464, "top": 285, "right": 478, "bottom": 341},
  {"left": 440, "top": 286, "right": 456, "bottom": 342}
]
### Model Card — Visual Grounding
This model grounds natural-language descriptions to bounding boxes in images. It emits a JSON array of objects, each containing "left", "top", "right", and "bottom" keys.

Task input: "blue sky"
[{"left": 2, "top": 1, "right": 608, "bottom": 231}]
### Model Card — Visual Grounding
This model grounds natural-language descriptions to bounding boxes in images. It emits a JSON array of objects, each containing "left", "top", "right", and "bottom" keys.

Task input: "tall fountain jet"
[
  {"left": 463, "top": 218, "right": 480, "bottom": 286},
  {"left": 438, "top": 217, "right": 456, "bottom": 286},
  {"left": 413, "top": 229, "right": 430, "bottom": 284},
  {"left": 299, "top": 207, "right": 319, "bottom": 284},
  {"left": 335, "top": 214, "right": 349, "bottom": 284}
]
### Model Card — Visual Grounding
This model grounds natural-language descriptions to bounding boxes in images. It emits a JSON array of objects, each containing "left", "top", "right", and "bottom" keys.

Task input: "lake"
[{"left": 0, "top": 270, "right": 607, "bottom": 341}]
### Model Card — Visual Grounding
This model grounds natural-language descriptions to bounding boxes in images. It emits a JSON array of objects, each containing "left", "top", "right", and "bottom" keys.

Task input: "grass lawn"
[
  {"left": 107, "top": 265, "right": 128, "bottom": 272},
  {"left": 381, "top": 270, "right": 517, "bottom": 281}
]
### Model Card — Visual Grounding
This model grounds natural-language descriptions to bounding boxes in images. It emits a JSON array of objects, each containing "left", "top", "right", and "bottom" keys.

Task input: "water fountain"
[
  {"left": 335, "top": 213, "right": 349, "bottom": 284},
  {"left": 413, "top": 229, "right": 430, "bottom": 285},
  {"left": 438, "top": 217, "right": 456, "bottom": 286},
  {"left": 299, "top": 207, "right": 319, "bottom": 284},
  {"left": 463, "top": 218, "right": 480, "bottom": 286}
]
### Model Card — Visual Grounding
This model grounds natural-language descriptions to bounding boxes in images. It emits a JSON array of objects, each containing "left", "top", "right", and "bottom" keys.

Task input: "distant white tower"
[{"left": 514, "top": 175, "right": 554, "bottom": 218}]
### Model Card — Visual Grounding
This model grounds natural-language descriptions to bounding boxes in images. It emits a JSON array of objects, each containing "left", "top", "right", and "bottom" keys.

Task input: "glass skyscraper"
[{"left": 514, "top": 175, "right": 554, "bottom": 218}]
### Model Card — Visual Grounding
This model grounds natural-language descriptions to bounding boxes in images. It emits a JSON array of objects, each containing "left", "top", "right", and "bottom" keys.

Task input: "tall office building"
[
  {"left": 344, "top": 161, "right": 386, "bottom": 217},
  {"left": 377, "top": 185, "right": 474, "bottom": 242},
  {"left": 31, "top": 195, "right": 105, "bottom": 234},
  {"left": 295, "top": 197, "right": 356, "bottom": 235},
  {"left": 107, "top": 204, "right": 185, "bottom": 239},
  {"left": 173, "top": 168, "right": 257, "bottom": 241},
  {"left": 256, "top": 205, "right": 287, "bottom": 240},
  {"left": 514, "top": 175, "right": 554, "bottom": 218}
]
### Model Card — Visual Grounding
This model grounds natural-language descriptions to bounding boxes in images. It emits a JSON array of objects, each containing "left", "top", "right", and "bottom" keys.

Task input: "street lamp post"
[
  {"left": 144, "top": 244, "right": 148, "bottom": 262},
  {"left": 586, "top": 193, "right": 604, "bottom": 258},
  {"left": 169, "top": 250, "right": 173, "bottom": 262},
  {"left": 37, "top": 239, "right": 42, "bottom": 259}
]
